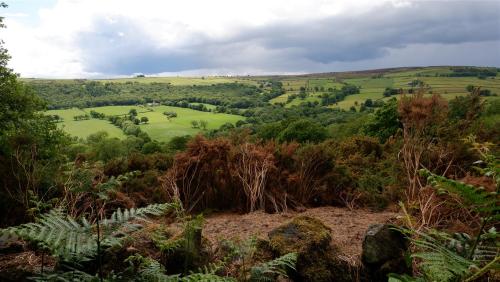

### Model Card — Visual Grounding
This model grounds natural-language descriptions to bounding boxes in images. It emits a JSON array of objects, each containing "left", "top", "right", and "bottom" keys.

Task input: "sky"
[{"left": 0, "top": 0, "right": 499, "bottom": 78}]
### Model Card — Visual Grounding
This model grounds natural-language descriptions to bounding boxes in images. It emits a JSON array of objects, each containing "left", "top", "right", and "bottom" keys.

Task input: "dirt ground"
[{"left": 202, "top": 206, "right": 399, "bottom": 258}]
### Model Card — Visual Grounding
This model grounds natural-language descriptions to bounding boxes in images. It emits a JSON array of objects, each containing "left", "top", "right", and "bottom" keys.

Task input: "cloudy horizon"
[{"left": 1, "top": 0, "right": 499, "bottom": 78}]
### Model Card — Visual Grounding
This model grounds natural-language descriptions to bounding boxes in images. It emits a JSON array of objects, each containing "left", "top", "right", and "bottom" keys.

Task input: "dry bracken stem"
[{"left": 235, "top": 143, "right": 272, "bottom": 212}]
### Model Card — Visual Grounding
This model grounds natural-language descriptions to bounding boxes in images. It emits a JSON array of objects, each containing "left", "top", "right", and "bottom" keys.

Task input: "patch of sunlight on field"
[
  {"left": 46, "top": 108, "right": 125, "bottom": 140},
  {"left": 136, "top": 106, "right": 243, "bottom": 141},
  {"left": 332, "top": 91, "right": 386, "bottom": 110},
  {"left": 47, "top": 105, "right": 243, "bottom": 142},
  {"left": 270, "top": 93, "right": 290, "bottom": 104},
  {"left": 285, "top": 96, "right": 321, "bottom": 107}
]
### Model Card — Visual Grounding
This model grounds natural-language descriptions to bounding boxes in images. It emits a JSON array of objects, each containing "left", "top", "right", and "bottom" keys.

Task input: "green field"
[
  {"left": 134, "top": 106, "right": 242, "bottom": 141},
  {"left": 46, "top": 105, "right": 243, "bottom": 142},
  {"left": 46, "top": 108, "right": 126, "bottom": 139},
  {"left": 270, "top": 67, "right": 500, "bottom": 110}
]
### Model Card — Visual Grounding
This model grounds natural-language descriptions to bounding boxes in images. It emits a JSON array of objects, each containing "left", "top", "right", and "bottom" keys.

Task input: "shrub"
[{"left": 278, "top": 119, "right": 327, "bottom": 143}]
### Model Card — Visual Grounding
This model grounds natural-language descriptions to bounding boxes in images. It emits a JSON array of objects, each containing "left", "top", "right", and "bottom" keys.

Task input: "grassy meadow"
[
  {"left": 47, "top": 105, "right": 243, "bottom": 141},
  {"left": 135, "top": 106, "right": 242, "bottom": 141},
  {"left": 46, "top": 108, "right": 126, "bottom": 139}
]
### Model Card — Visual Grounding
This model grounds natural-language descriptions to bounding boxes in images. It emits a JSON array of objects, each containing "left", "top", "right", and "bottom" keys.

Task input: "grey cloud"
[
  {"left": 77, "top": 1, "right": 500, "bottom": 75},
  {"left": 250, "top": 1, "right": 500, "bottom": 62},
  {"left": 77, "top": 19, "right": 208, "bottom": 73}
]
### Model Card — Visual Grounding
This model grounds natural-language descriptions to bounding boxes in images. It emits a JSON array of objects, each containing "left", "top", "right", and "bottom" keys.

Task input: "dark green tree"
[
  {"left": 278, "top": 119, "right": 327, "bottom": 143},
  {"left": 365, "top": 98, "right": 373, "bottom": 107},
  {"left": 364, "top": 98, "right": 401, "bottom": 143}
]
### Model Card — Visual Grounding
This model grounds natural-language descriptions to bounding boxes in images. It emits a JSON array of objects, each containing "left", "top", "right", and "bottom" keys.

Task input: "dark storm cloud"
[
  {"left": 77, "top": 1, "right": 500, "bottom": 74},
  {"left": 234, "top": 0, "right": 500, "bottom": 63},
  {"left": 77, "top": 19, "right": 207, "bottom": 73}
]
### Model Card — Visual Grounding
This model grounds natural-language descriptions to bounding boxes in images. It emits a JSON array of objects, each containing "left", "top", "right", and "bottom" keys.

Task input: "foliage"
[
  {"left": 420, "top": 170, "right": 499, "bottom": 217},
  {"left": 448, "top": 89, "right": 483, "bottom": 125},
  {"left": 249, "top": 252, "right": 297, "bottom": 282},
  {"left": 320, "top": 84, "right": 360, "bottom": 106},
  {"left": 442, "top": 67, "right": 497, "bottom": 78},
  {"left": 0, "top": 5, "right": 70, "bottom": 226},
  {"left": 29, "top": 80, "right": 262, "bottom": 110},
  {"left": 392, "top": 140, "right": 499, "bottom": 281},
  {"left": 278, "top": 119, "right": 327, "bottom": 143},
  {"left": 1, "top": 10, "right": 499, "bottom": 278},
  {"left": 383, "top": 87, "right": 400, "bottom": 97},
  {"left": 398, "top": 92, "right": 449, "bottom": 201},
  {"left": 129, "top": 254, "right": 237, "bottom": 282},
  {"left": 364, "top": 98, "right": 401, "bottom": 143},
  {"left": 390, "top": 228, "right": 499, "bottom": 282},
  {"left": 0, "top": 202, "right": 179, "bottom": 261},
  {"left": 420, "top": 137, "right": 498, "bottom": 218}
]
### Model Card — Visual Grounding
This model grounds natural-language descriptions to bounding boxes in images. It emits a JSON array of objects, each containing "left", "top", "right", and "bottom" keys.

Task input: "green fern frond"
[
  {"left": 0, "top": 202, "right": 178, "bottom": 262},
  {"left": 249, "top": 252, "right": 297, "bottom": 282},
  {"left": 410, "top": 230, "right": 484, "bottom": 281},
  {"left": 195, "top": 260, "right": 226, "bottom": 275},
  {"left": 131, "top": 254, "right": 234, "bottom": 282},
  {"left": 103, "top": 202, "right": 180, "bottom": 227},
  {"left": 420, "top": 169, "right": 499, "bottom": 215},
  {"left": 388, "top": 273, "right": 425, "bottom": 282},
  {"left": 155, "top": 237, "right": 185, "bottom": 254},
  {"left": 1, "top": 209, "right": 96, "bottom": 260},
  {"left": 137, "top": 257, "right": 179, "bottom": 282},
  {"left": 181, "top": 273, "right": 236, "bottom": 282},
  {"left": 33, "top": 268, "right": 101, "bottom": 281}
]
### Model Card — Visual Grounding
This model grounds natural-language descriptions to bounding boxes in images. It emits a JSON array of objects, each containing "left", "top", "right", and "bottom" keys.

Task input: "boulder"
[
  {"left": 267, "top": 216, "right": 353, "bottom": 282},
  {"left": 361, "top": 224, "right": 410, "bottom": 281}
]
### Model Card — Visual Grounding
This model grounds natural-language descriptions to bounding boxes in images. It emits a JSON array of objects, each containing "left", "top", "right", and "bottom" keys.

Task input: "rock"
[
  {"left": 267, "top": 216, "right": 353, "bottom": 282},
  {"left": 269, "top": 216, "right": 331, "bottom": 254},
  {"left": 361, "top": 224, "right": 410, "bottom": 281}
]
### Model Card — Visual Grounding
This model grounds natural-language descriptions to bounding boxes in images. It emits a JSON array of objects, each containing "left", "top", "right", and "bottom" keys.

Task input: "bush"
[
  {"left": 278, "top": 120, "right": 327, "bottom": 143},
  {"left": 364, "top": 98, "right": 400, "bottom": 143},
  {"left": 142, "top": 141, "right": 162, "bottom": 154}
]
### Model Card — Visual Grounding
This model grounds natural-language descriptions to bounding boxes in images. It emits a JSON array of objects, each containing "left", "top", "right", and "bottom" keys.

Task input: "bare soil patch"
[{"left": 202, "top": 206, "right": 399, "bottom": 257}]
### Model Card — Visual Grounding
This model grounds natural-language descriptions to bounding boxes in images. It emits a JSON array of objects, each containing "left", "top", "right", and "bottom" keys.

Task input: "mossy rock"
[
  {"left": 268, "top": 216, "right": 331, "bottom": 255},
  {"left": 267, "top": 216, "right": 353, "bottom": 282}
]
